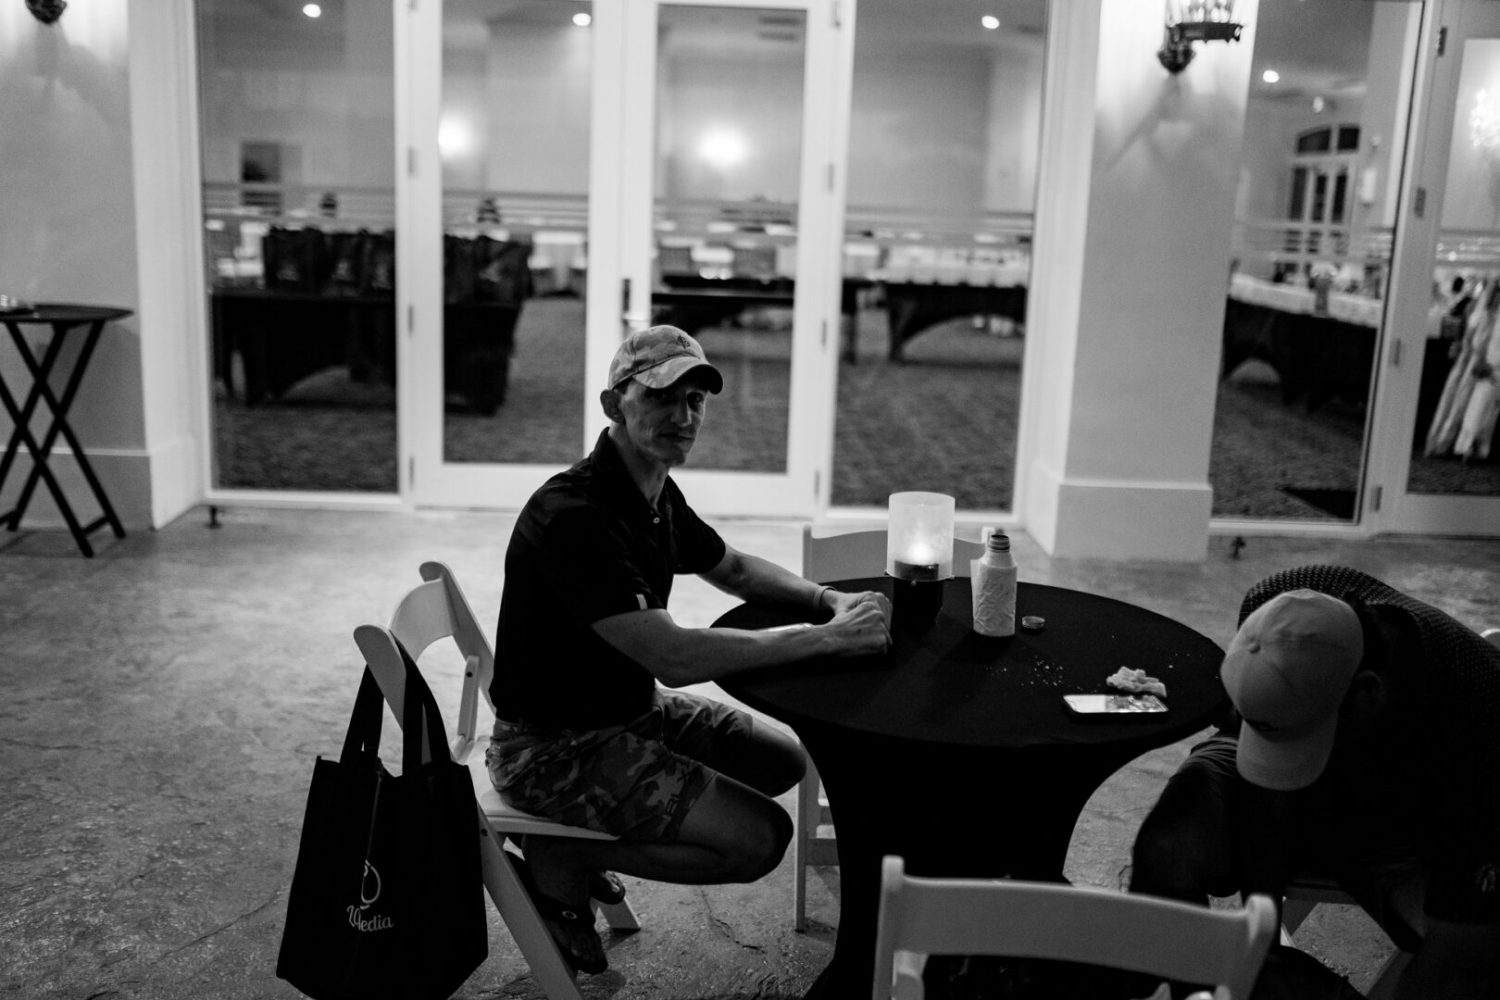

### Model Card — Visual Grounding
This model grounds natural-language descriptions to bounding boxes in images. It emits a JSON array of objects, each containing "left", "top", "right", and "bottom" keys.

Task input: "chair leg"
[
  {"left": 478, "top": 827, "right": 585, "bottom": 1000},
  {"left": 596, "top": 897, "right": 641, "bottom": 933},
  {"left": 793, "top": 765, "right": 823, "bottom": 931},
  {"left": 1364, "top": 949, "right": 1411, "bottom": 1000},
  {"left": 1280, "top": 896, "right": 1315, "bottom": 936}
]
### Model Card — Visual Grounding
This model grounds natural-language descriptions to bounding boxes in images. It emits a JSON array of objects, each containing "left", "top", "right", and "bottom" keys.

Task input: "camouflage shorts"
[{"left": 485, "top": 688, "right": 753, "bottom": 842}]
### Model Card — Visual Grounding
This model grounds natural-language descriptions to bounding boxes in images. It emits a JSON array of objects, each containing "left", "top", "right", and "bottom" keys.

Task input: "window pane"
[
  {"left": 198, "top": 2, "right": 397, "bottom": 492},
  {"left": 647, "top": 5, "right": 807, "bottom": 474},
  {"left": 1214, "top": 0, "right": 1420, "bottom": 521},
  {"left": 834, "top": 0, "right": 1046, "bottom": 511},
  {"left": 441, "top": 0, "right": 592, "bottom": 466},
  {"left": 1406, "top": 36, "right": 1500, "bottom": 497}
]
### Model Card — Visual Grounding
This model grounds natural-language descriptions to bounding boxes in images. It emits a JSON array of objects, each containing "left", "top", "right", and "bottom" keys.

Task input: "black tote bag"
[{"left": 276, "top": 644, "right": 487, "bottom": 1000}]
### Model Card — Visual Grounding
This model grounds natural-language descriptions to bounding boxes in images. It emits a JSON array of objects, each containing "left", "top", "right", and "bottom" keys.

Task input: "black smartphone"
[{"left": 1063, "top": 693, "right": 1168, "bottom": 715}]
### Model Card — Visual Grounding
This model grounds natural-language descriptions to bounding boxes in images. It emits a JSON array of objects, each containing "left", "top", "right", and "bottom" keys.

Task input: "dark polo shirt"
[{"left": 491, "top": 429, "right": 727, "bottom": 730}]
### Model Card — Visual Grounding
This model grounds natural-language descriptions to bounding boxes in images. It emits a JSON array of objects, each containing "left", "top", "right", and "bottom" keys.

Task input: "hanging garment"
[
  {"left": 1425, "top": 289, "right": 1497, "bottom": 457},
  {"left": 1454, "top": 311, "right": 1500, "bottom": 461}
]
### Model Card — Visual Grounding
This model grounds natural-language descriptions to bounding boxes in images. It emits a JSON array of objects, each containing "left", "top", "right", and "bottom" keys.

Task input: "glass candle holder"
[
  {"left": 887, "top": 492, "right": 955, "bottom": 628},
  {"left": 887, "top": 492, "right": 955, "bottom": 581}
]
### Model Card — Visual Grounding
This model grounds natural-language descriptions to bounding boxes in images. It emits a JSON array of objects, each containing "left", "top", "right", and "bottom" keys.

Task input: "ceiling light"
[
  {"left": 1262, "top": 69, "right": 1280, "bottom": 84},
  {"left": 1312, "top": 96, "right": 1326, "bottom": 113},
  {"left": 302, "top": 3, "right": 321, "bottom": 17},
  {"left": 981, "top": 15, "right": 1000, "bottom": 30},
  {"left": 699, "top": 128, "right": 747, "bottom": 171},
  {"left": 573, "top": 12, "right": 591, "bottom": 27}
]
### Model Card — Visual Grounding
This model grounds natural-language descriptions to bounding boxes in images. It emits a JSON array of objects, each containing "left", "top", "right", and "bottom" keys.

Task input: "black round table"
[
  {"left": 714, "top": 577, "right": 1229, "bottom": 1000},
  {"left": 0, "top": 304, "right": 132, "bottom": 556}
]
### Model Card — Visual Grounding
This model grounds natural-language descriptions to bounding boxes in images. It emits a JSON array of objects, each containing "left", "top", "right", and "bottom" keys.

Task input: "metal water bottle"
[{"left": 971, "top": 531, "right": 1017, "bottom": 637}]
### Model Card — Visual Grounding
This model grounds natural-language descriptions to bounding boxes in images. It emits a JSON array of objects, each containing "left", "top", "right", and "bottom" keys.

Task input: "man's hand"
[
  {"left": 819, "top": 590, "right": 892, "bottom": 657},
  {"left": 825, "top": 588, "right": 891, "bottom": 627}
]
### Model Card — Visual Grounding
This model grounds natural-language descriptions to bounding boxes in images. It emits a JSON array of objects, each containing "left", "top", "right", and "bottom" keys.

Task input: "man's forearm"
[
  {"left": 593, "top": 608, "right": 855, "bottom": 688},
  {"left": 707, "top": 549, "right": 830, "bottom": 613}
]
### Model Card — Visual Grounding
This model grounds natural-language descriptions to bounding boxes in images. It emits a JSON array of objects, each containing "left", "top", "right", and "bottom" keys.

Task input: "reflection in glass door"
[
  {"left": 197, "top": 1, "right": 398, "bottom": 494},
  {"left": 616, "top": 0, "right": 845, "bottom": 516},
  {"left": 834, "top": 0, "right": 1046, "bottom": 513},
  {"left": 1394, "top": 0, "right": 1500, "bottom": 531},
  {"left": 644, "top": 3, "right": 806, "bottom": 475},
  {"left": 1211, "top": 0, "right": 1422, "bottom": 523},
  {"left": 439, "top": 0, "right": 593, "bottom": 469}
]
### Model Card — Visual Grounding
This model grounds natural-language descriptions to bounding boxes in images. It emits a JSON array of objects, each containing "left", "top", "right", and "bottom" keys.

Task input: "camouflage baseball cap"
[{"left": 607, "top": 326, "right": 723, "bottom": 393}]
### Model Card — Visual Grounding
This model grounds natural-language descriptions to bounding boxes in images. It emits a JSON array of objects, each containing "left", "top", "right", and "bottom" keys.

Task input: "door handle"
[{"left": 620, "top": 277, "right": 649, "bottom": 330}]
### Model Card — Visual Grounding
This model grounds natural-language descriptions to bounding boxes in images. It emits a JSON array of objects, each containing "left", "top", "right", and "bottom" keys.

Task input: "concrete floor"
[{"left": 3, "top": 507, "right": 1497, "bottom": 1000}]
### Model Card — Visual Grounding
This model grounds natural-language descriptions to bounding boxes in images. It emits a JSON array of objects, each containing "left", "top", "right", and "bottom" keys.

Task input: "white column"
[{"left": 1021, "top": 0, "right": 1258, "bottom": 560}]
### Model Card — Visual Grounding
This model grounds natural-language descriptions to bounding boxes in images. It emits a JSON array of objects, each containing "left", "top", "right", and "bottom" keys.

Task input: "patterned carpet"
[{"left": 212, "top": 297, "right": 1499, "bottom": 519}]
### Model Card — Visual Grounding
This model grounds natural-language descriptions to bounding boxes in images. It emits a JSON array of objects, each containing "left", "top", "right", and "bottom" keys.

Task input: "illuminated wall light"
[
  {"left": 1312, "top": 96, "right": 1326, "bottom": 113},
  {"left": 1472, "top": 89, "right": 1500, "bottom": 152},
  {"left": 573, "top": 12, "right": 592, "bottom": 27},
  {"left": 438, "top": 117, "right": 473, "bottom": 159},
  {"left": 302, "top": 3, "right": 322, "bottom": 17},
  {"left": 1261, "top": 69, "right": 1280, "bottom": 84},
  {"left": 699, "top": 128, "right": 747, "bottom": 171},
  {"left": 980, "top": 15, "right": 1000, "bottom": 30}
]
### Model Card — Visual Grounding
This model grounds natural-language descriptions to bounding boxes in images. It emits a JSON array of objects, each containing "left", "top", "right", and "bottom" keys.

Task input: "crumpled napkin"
[{"left": 1106, "top": 666, "right": 1167, "bottom": 698}]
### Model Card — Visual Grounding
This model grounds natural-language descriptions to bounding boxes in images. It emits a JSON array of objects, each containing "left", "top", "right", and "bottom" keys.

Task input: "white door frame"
[
  {"left": 399, "top": 0, "right": 852, "bottom": 515},
  {"left": 1366, "top": 0, "right": 1500, "bottom": 535}
]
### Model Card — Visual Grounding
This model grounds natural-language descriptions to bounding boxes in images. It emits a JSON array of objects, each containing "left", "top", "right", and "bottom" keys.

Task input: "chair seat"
[{"left": 466, "top": 756, "right": 619, "bottom": 841}]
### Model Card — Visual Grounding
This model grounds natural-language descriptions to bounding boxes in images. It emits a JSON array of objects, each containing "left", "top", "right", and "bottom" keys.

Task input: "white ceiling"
[{"left": 223, "top": 0, "right": 1397, "bottom": 105}]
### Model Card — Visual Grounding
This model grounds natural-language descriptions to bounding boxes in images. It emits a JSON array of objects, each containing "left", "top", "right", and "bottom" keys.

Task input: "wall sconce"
[
  {"left": 1158, "top": 0, "right": 1243, "bottom": 74},
  {"left": 26, "top": 0, "right": 67, "bottom": 23}
]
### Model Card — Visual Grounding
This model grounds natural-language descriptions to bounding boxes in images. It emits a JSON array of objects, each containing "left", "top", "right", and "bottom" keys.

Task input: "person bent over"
[
  {"left": 1130, "top": 565, "right": 1500, "bottom": 999},
  {"left": 486, "top": 326, "right": 892, "bottom": 972}
]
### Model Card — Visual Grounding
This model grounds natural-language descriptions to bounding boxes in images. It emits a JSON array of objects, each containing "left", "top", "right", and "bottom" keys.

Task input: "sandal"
[
  {"left": 588, "top": 870, "right": 627, "bottom": 905},
  {"left": 510, "top": 855, "right": 608, "bottom": 975}
]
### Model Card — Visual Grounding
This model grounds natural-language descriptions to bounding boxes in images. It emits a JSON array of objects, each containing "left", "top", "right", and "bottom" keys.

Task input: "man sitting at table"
[
  {"left": 1128, "top": 565, "right": 1500, "bottom": 999},
  {"left": 485, "top": 325, "right": 892, "bottom": 973}
]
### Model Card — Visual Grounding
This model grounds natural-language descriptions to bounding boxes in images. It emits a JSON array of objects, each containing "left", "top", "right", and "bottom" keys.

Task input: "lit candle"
[{"left": 893, "top": 542, "right": 940, "bottom": 581}]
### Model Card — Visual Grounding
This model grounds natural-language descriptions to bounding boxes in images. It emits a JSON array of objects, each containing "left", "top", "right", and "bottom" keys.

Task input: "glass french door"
[
  {"left": 405, "top": 0, "right": 848, "bottom": 514},
  {"left": 1370, "top": 0, "right": 1500, "bottom": 535}
]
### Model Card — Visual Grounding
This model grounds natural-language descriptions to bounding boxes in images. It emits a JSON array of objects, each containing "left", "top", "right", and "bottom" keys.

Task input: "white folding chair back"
[
  {"left": 353, "top": 561, "right": 639, "bottom": 1000},
  {"left": 792, "top": 526, "right": 990, "bottom": 931},
  {"left": 874, "top": 856, "right": 1277, "bottom": 1000}
]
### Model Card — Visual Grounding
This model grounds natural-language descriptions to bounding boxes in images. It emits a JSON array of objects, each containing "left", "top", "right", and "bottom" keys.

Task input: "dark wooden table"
[
  {"left": 881, "top": 282, "right": 1028, "bottom": 361},
  {"left": 0, "top": 304, "right": 132, "bottom": 556},
  {"left": 652, "top": 277, "right": 867, "bottom": 362},
  {"left": 210, "top": 288, "right": 520, "bottom": 414},
  {"left": 715, "top": 577, "right": 1228, "bottom": 1000}
]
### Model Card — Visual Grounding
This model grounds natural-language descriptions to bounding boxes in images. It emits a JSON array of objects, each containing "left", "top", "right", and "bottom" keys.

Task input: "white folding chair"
[
  {"left": 874, "top": 856, "right": 1278, "bottom": 1000},
  {"left": 353, "top": 561, "right": 641, "bottom": 1000},
  {"left": 793, "top": 525, "right": 989, "bottom": 932}
]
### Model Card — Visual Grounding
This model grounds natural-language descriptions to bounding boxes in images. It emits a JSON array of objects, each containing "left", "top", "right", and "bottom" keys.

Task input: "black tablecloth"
[{"left": 715, "top": 577, "right": 1228, "bottom": 1000}]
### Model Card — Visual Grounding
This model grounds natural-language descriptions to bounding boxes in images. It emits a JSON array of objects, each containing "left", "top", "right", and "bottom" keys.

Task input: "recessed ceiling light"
[
  {"left": 981, "top": 15, "right": 1000, "bottom": 30},
  {"left": 1262, "top": 69, "right": 1280, "bottom": 84},
  {"left": 302, "top": 3, "right": 321, "bottom": 17},
  {"left": 573, "top": 12, "right": 591, "bottom": 27}
]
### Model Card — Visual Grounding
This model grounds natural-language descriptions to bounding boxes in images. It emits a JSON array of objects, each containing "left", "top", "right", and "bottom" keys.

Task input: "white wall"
[
  {"left": 198, "top": 5, "right": 395, "bottom": 194},
  {"left": 0, "top": 2, "right": 154, "bottom": 530},
  {"left": 480, "top": 20, "right": 592, "bottom": 197},
  {"left": 984, "top": 43, "right": 1044, "bottom": 214}
]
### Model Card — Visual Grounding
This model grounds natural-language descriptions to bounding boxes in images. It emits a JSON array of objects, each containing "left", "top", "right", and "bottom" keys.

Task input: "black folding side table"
[{"left": 0, "top": 304, "right": 131, "bottom": 556}]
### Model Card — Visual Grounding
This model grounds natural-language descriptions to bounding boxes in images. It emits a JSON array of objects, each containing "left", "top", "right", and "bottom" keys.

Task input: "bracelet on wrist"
[{"left": 814, "top": 585, "right": 831, "bottom": 611}]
